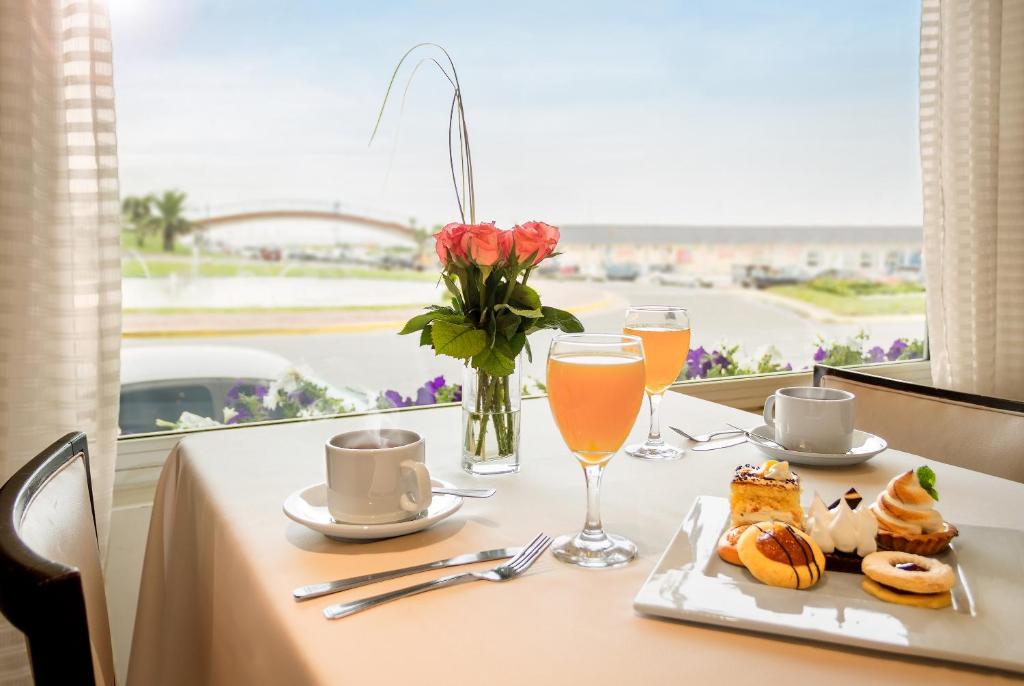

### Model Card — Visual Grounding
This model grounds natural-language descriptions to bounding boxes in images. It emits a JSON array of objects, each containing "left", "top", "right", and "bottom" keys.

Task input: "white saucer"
[
  {"left": 283, "top": 479, "right": 463, "bottom": 540},
  {"left": 746, "top": 424, "right": 887, "bottom": 466}
]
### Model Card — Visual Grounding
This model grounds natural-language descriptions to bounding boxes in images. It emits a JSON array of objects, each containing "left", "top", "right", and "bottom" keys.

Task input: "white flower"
[
  {"left": 223, "top": 406, "right": 239, "bottom": 423},
  {"left": 263, "top": 382, "right": 280, "bottom": 410}
]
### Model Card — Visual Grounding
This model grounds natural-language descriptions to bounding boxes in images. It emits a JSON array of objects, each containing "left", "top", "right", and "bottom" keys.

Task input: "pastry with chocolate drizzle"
[{"left": 736, "top": 520, "right": 825, "bottom": 590}]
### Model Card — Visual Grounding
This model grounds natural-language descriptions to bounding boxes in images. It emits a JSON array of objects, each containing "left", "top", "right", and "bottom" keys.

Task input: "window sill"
[{"left": 114, "top": 359, "right": 931, "bottom": 500}]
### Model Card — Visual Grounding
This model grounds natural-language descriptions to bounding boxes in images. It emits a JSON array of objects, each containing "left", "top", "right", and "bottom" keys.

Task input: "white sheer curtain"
[
  {"left": 0, "top": 0, "right": 121, "bottom": 681},
  {"left": 920, "top": 0, "right": 1024, "bottom": 400}
]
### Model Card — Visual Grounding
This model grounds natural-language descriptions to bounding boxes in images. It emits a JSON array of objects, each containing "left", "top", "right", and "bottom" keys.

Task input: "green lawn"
[
  {"left": 769, "top": 284, "right": 926, "bottom": 316},
  {"left": 121, "top": 230, "right": 191, "bottom": 256},
  {"left": 122, "top": 258, "right": 437, "bottom": 282},
  {"left": 123, "top": 303, "right": 423, "bottom": 315}
]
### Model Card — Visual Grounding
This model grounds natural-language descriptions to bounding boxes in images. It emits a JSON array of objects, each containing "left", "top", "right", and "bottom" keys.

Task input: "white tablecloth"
[{"left": 127, "top": 393, "right": 1024, "bottom": 685}]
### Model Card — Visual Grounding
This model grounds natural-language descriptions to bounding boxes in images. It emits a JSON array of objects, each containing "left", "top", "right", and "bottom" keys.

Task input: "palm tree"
[
  {"left": 121, "top": 194, "right": 154, "bottom": 247},
  {"left": 149, "top": 190, "right": 193, "bottom": 252}
]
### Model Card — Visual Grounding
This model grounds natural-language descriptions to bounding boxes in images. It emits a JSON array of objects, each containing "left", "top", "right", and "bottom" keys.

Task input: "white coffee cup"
[
  {"left": 763, "top": 387, "right": 855, "bottom": 454},
  {"left": 325, "top": 429, "right": 432, "bottom": 524}
]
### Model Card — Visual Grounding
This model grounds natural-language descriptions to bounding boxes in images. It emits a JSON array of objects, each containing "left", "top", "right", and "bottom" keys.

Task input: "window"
[{"left": 111, "top": 2, "right": 925, "bottom": 435}]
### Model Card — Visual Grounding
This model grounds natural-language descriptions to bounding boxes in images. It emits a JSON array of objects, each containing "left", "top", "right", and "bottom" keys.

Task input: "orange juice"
[
  {"left": 546, "top": 353, "right": 645, "bottom": 463},
  {"left": 623, "top": 326, "right": 691, "bottom": 394}
]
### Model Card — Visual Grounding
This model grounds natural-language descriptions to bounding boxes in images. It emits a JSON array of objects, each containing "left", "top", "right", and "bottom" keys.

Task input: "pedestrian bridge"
[{"left": 188, "top": 201, "right": 416, "bottom": 241}]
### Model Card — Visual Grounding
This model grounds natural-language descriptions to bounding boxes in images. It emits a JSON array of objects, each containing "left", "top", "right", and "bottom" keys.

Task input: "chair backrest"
[
  {"left": 814, "top": 366, "right": 1024, "bottom": 483},
  {"left": 0, "top": 433, "right": 115, "bottom": 686}
]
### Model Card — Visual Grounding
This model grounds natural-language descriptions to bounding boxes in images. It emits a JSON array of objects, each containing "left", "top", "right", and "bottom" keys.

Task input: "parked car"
[
  {"left": 119, "top": 346, "right": 370, "bottom": 435},
  {"left": 604, "top": 262, "right": 641, "bottom": 281},
  {"left": 646, "top": 269, "right": 713, "bottom": 288}
]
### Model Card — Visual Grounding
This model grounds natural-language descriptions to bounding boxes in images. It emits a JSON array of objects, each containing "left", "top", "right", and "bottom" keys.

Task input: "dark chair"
[
  {"left": 814, "top": 365, "right": 1024, "bottom": 482},
  {"left": 0, "top": 433, "right": 115, "bottom": 686}
]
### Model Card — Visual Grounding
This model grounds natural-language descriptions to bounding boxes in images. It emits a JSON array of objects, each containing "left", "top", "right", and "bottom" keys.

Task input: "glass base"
[
  {"left": 461, "top": 459, "right": 520, "bottom": 476},
  {"left": 552, "top": 531, "right": 638, "bottom": 569},
  {"left": 625, "top": 441, "right": 685, "bottom": 461}
]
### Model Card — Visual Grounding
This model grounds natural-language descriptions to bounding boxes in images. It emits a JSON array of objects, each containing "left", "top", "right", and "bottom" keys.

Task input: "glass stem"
[
  {"left": 581, "top": 462, "right": 606, "bottom": 539},
  {"left": 647, "top": 392, "right": 664, "bottom": 445}
]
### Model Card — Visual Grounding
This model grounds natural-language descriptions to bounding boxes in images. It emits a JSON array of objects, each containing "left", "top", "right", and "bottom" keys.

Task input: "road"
[{"left": 124, "top": 281, "right": 924, "bottom": 396}]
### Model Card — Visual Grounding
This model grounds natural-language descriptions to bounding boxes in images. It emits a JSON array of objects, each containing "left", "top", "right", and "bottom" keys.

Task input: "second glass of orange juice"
[{"left": 623, "top": 305, "right": 691, "bottom": 460}]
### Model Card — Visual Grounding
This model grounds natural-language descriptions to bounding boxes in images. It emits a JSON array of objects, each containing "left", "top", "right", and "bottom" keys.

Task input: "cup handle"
[
  {"left": 399, "top": 461, "right": 432, "bottom": 513},
  {"left": 763, "top": 395, "right": 776, "bottom": 427}
]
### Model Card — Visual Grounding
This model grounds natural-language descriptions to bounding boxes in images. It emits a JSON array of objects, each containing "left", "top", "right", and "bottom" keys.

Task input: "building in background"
[{"left": 556, "top": 225, "right": 923, "bottom": 285}]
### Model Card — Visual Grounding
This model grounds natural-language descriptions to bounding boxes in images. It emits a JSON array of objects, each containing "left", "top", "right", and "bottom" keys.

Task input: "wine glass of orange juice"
[
  {"left": 623, "top": 306, "right": 691, "bottom": 460},
  {"left": 546, "top": 333, "right": 646, "bottom": 568}
]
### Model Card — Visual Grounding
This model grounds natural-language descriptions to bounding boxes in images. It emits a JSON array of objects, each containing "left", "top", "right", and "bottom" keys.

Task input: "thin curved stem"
[{"left": 646, "top": 392, "right": 665, "bottom": 445}]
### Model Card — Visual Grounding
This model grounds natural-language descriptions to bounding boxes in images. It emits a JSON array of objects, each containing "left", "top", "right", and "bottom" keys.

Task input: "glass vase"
[{"left": 462, "top": 356, "right": 521, "bottom": 475}]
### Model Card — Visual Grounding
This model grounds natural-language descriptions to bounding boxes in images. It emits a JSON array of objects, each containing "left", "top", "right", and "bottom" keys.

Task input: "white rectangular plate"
[{"left": 634, "top": 496, "right": 1024, "bottom": 674}]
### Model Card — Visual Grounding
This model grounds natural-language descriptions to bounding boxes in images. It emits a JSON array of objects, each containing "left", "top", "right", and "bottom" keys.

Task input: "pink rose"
[
  {"left": 459, "top": 222, "right": 502, "bottom": 267},
  {"left": 434, "top": 222, "right": 469, "bottom": 267},
  {"left": 498, "top": 229, "right": 515, "bottom": 262},
  {"left": 510, "top": 221, "right": 560, "bottom": 266}
]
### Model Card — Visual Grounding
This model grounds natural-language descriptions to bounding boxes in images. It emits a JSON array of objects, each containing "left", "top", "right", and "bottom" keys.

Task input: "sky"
[{"left": 108, "top": 0, "right": 923, "bottom": 228}]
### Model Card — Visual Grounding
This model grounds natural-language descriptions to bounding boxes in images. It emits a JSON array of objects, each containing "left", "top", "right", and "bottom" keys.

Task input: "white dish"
[
  {"left": 634, "top": 496, "right": 1024, "bottom": 674},
  {"left": 283, "top": 479, "right": 463, "bottom": 540},
  {"left": 747, "top": 424, "right": 886, "bottom": 466}
]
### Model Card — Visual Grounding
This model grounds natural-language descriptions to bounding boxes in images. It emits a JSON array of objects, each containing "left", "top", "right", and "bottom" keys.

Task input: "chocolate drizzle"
[{"left": 753, "top": 522, "right": 821, "bottom": 588}]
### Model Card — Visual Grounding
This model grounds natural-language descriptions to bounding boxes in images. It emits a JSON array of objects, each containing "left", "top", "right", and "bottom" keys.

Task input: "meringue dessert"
[
  {"left": 805, "top": 489, "right": 877, "bottom": 573},
  {"left": 730, "top": 461, "right": 802, "bottom": 529},
  {"left": 870, "top": 466, "right": 958, "bottom": 554}
]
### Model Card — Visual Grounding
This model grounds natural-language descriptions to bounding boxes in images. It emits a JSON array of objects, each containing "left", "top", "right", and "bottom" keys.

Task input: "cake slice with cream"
[{"left": 729, "top": 461, "right": 802, "bottom": 529}]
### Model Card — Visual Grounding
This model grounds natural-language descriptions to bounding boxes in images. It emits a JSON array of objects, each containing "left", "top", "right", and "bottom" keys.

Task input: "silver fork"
[
  {"left": 669, "top": 426, "right": 744, "bottom": 442},
  {"left": 323, "top": 533, "right": 552, "bottom": 620}
]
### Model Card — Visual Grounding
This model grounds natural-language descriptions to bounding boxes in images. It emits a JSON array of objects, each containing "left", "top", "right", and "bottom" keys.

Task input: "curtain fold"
[
  {"left": 920, "top": 0, "right": 1024, "bottom": 399},
  {"left": 0, "top": 0, "right": 121, "bottom": 682}
]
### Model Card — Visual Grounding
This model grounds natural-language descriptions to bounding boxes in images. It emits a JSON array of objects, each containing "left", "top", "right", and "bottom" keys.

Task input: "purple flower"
[
  {"left": 226, "top": 406, "right": 251, "bottom": 425},
  {"left": 686, "top": 346, "right": 709, "bottom": 379},
  {"left": 711, "top": 350, "right": 729, "bottom": 370},
  {"left": 253, "top": 385, "right": 268, "bottom": 399},
  {"left": 867, "top": 346, "right": 885, "bottom": 363},
  {"left": 415, "top": 385, "right": 436, "bottom": 406},
  {"left": 427, "top": 376, "right": 446, "bottom": 393},
  {"left": 452, "top": 385, "right": 462, "bottom": 402},
  {"left": 225, "top": 381, "right": 247, "bottom": 402},
  {"left": 813, "top": 346, "right": 827, "bottom": 362},
  {"left": 886, "top": 339, "right": 908, "bottom": 361},
  {"left": 289, "top": 389, "right": 315, "bottom": 407},
  {"left": 782, "top": 363, "right": 793, "bottom": 371},
  {"left": 383, "top": 390, "right": 413, "bottom": 408}
]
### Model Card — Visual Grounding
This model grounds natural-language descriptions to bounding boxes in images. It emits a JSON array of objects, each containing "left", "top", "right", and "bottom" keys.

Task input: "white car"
[{"left": 119, "top": 345, "right": 371, "bottom": 435}]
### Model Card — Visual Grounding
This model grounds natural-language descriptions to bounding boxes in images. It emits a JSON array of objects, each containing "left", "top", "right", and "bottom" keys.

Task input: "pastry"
[
  {"left": 870, "top": 466, "right": 958, "bottom": 554},
  {"left": 736, "top": 521, "right": 825, "bottom": 589},
  {"left": 860, "top": 551, "right": 954, "bottom": 609},
  {"left": 805, "top": 489, "right": 877, "bottom": 573},
  {"left": 861, "top": 578, "right": 952, "bottom": 609},
  {"left": 730, "top": 461, "right": 802, "bottom": 529},
  {"left": 717, "top": 525, "right": 749, "bottom": 566}
]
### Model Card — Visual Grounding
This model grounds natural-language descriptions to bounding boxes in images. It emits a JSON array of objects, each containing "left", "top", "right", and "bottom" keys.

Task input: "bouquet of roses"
[{"left": 399, "top": 220, "right": 583, "bottom": 458}]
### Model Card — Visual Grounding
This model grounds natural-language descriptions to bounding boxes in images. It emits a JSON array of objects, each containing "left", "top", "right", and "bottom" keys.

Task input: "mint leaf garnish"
[{"left": 916, "top": 465, "right": 939, "bottom": 501}]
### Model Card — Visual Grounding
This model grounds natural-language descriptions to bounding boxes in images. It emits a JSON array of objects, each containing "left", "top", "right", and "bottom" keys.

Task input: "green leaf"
[
  {"left": 916, "top": 465, "right": 939, "bottom": 501},
  {"left": 510, "top": 283, "right": 541, "bottom": 310},
  {"left": 524, "top": 337, "right": 533, "bottom": 363},
  {"left": 540, "top": 306, "right": 584, "bottom": 333},
  {"left": 419, "top": 326, "right": 434, "bottom": 348},
  {"left": 506, "top": 331, "right": 527, "bottom": 358},
  {"left": 399, "top": 310, "right": 444, "bottom": 335},
  {"left": 431, "top": 320, "right": 488, "bottom": 359},
  {"left": 505, "top": 305, "right": 543, "bottom": 318},
  {"left": 496, "top": 312, "right": 522, "bottom": 339},
  {"left": 442, "top": 274, "right": 464, "bottom": 309},
  {"left": 472, "top": 346, "right": 516, "bottom": 377}
]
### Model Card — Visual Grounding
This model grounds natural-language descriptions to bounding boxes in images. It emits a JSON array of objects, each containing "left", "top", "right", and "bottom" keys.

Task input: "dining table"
[{"left": 126, "top": 392, "right": 1024, "bottom": 685}]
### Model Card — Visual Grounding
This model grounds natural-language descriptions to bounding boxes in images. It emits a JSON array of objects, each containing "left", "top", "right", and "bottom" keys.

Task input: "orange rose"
[
  {"left": 510, "top": 221, "right": 559, "bottom": 266},
  {"left": 435, "top": 222, "right": 469, "bottom": 267},
  {"left": 459, "top": 222, "right": 502, "bottom": 267}
]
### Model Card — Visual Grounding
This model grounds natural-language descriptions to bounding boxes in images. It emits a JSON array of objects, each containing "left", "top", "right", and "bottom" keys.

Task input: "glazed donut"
[
  {"left": 860, "top": 551, "right": 954, "bottom": 594},
  {"left": 717, "top": 525, "right": 749, "bottom": 566},
  {"left": 737, "top": 521, "right": 825, "bottom": 589}
]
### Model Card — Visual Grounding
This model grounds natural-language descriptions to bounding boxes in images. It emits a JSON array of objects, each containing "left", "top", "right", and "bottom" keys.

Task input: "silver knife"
[
  {"left": 691, "top": 436, "right": 748, "bottom": 451},
  {"left": 292, "top": 547, "right": 520, "bottom": 601}
]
